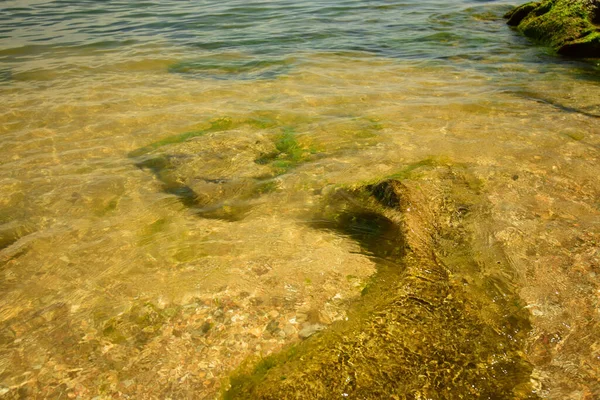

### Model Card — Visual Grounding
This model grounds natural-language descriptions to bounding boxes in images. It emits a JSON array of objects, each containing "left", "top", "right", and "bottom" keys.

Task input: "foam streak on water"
[{"left": 1, "top": 0, "right": 600, "bottom": 398}]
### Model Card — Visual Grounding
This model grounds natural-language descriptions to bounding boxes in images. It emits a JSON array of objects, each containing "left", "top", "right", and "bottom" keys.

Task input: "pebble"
[
  {"left": 266, "top": 320, "right": 280, "bottom": 333},
  {"left": 298, "top": 323, "right": 325, "bottom": 339},
  {"left": 283, "top": 323, "right": 296, "bottom": 337}
]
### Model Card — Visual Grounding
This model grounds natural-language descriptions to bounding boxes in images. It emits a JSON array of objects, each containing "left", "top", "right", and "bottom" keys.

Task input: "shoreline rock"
[{"left": 504, "top": 0, "right": 600, "bottom": 58}]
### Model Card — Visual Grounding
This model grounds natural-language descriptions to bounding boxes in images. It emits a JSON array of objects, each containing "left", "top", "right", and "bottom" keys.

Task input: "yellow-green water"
[{"left": 1, "top": 0, "right": 600, "bottom": 398}]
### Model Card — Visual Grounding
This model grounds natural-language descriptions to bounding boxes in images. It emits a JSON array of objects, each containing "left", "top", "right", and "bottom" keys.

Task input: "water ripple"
[{"left": 1, "top": 0, "right": 520, "bottom": 62}]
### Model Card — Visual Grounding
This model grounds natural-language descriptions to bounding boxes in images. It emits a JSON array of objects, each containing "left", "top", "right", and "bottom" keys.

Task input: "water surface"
[{"left": 1, "top": 0, "right": 600, "bottom": 398}]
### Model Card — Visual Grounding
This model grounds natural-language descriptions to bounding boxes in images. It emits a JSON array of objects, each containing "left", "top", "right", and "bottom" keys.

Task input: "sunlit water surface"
[{"left": 1, "top": 0, "right": 600, "bottom": 398}]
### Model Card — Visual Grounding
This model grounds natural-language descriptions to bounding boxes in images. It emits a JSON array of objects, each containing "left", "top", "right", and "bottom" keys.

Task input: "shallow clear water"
[{"left": 1, "top": 0, "right": 600, "bottom": 398}]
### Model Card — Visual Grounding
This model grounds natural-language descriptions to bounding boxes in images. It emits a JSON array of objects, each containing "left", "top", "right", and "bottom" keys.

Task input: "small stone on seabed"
[
  {"left": 283, "top": 323, "right": 296, "bottom": 336},
  {"left": 298, "top": 323, "right": 325, "bottom": 339}
]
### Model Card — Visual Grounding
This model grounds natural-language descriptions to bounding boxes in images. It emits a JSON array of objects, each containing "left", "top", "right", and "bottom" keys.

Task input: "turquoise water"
[{"left": 1, "top": 0, "right": 600, "bottom": 398}]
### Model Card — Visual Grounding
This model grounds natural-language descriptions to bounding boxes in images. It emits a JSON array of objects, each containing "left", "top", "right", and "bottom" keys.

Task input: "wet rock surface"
[{"left": 505, "top": 0, "right": 600, "bottom": 57}]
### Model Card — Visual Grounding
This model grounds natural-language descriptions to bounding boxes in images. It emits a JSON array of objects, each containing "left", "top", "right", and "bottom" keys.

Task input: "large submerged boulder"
[
  {"left": 223, "top": 166, "right": 537, "bottom": 399},
  {"left": 504, "top": 0, "right": 600, "bottom": 57}
]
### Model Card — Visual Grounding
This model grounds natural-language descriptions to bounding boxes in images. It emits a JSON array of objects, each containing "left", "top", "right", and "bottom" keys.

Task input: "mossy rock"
[
  {"left": 224, "top": 167, "right": 537, "bottom": 399},
  {"left": 129, "top": 121, "right": 317, "bottom": 221},
  {"left": 505, "top": 0, "right": 600, "bottom": 57}
]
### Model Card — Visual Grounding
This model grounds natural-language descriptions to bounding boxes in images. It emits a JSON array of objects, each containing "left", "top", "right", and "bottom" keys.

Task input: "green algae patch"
[
  {"left": 254, "top": 127, "right": 316, "bottom": 176},
  {"left": 505, "top": 0, "right": 600, "bottom": 57},
  {"left": 384, "top": 157, "right": 441, "bottom": 181},
  {"left": 354, "top": 117, "right": 384, "bottom": 138},
  {"left": 245, "top": 113, "right": 280, "bottom": 129},
  {"left": 128, "top": 117, "right": 234, "bottom": 157},
  {"left": 564, "top": 131, "right": 586, "bottom": 141},
  {"left": 224, "top": 168, "right": 537, "bottom": 399},
  {"left": 250, "top": 179, "right": 280, "bottom": 196}
]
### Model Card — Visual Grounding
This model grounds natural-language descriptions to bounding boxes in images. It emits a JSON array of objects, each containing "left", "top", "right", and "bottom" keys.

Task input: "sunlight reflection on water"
[{"left": 1, "top": 0, "right": 600, "bottom": 398}]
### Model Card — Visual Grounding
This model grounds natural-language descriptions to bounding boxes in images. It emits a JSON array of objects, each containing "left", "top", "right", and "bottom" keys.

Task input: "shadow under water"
[
  {"left": 310, "top": 193, "right": 405, "bottom": 270},
  {"left": 168, "top": 56, "right": 292, "bottom": 81},
  {"left": 134, "top": 155, "right": 255, "bottom": 222},
  {"left": 225, "top": 168, "right": 537, "bottom": 399}
]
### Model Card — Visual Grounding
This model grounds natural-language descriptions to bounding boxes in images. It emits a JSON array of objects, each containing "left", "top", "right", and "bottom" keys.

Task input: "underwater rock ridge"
[
  {"left": 504, "top": 0, "right": 600, "bottom": 57},
  {"left": 224, "top": 169, "right": 538, "bottom": 399}
]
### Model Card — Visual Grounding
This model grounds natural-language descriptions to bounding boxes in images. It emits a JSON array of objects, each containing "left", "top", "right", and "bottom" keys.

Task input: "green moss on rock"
[
  {"left": 253, "top": 127, "right": 315, "bottom": 176},
  {"left": 224, "top": 168, "right": 537, "bottom": 399},
  {"left": 505, "top": 0, "right": 600, "bottom": 57}
]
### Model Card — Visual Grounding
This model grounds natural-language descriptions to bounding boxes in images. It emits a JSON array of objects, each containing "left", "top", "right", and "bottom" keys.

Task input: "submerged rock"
[
  {"left": 128, "top": 117, "right": 319, "bottom": 221},
  {"left": 224, "top": 166, "right": 537, "bottom": 399},
  {"left": 504, "top": 0, "right": 600, "bottom": 57},
  {"left": 297, "top": 323, "right": 325, "bottom": 339}
]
